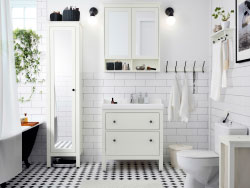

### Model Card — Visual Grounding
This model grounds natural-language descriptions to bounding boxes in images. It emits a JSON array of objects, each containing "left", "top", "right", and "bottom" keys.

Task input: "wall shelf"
[{"left": 211, "top": 28, "right": 234, "bottom": 43}]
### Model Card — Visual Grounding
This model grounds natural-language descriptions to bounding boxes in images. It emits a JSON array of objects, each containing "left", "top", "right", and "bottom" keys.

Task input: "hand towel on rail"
[
  {"left": 168, "top": 76, "right": 181, "bottom": 121},
  {"left": 222, "top": 39, "right": 233, "bottom": 88},
  {"left": 179, "top": 74, "right": 194, "bottom": 122},
  {"left": 210, "top": 42, "right": 223, "bottom": 101}
]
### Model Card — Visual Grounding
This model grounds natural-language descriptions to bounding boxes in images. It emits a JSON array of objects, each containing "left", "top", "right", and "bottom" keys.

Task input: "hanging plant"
[{"left": 13, "top": 29, "right": 43, "bottom": 102}]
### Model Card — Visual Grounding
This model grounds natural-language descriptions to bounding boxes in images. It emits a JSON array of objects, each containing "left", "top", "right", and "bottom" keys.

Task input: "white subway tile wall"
[
  {"left": 23, "top": 0, "right": 209, "bottom": 162},
  {"left": 210, "top": 0, "right": 250, "bottom": 149}
]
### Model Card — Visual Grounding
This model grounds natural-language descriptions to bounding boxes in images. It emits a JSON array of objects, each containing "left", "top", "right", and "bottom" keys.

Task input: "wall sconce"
[
  {"left": 165, "top": 7, "right": 176, "bottom": 26},
  {"left": 88, "top": 7, "right": 98, "bottom": 25}
]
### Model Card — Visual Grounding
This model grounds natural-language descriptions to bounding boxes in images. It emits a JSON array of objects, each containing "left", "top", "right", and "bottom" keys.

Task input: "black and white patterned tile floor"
[{"left": 5, "top": 162, "right": 185, "bottom": 188}]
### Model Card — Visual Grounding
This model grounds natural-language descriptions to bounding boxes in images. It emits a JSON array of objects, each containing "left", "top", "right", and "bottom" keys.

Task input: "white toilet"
[{"left": 177, "top": 123, "right": 248, "bottom": 188}]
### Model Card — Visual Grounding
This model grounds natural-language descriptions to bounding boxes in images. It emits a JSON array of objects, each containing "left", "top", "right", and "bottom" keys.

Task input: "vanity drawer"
[
  {"left": 106, "top": 132, "right": 159, "bottom": 156},
  {"left": 106, "top": 113, "right": 159, "bottom": 130}
]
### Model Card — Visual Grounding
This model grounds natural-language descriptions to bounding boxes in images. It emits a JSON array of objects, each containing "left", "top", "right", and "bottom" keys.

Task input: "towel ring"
[
  {"left": 202, "top": 61, "right": 205, "bottom": 73},
  {"left": 166, "top": 61, "right": 168, "bottom": 73},
  {"left": 175, "top": 61, "right": 178, "bottom": 73},
  {"left": 184, "top": 61, "right": 187, "bottom": 73}
]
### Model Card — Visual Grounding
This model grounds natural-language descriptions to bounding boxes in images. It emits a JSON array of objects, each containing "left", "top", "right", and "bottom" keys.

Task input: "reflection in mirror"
[{"left": 53, "top": 30, "right": 73, "bottom": 150}]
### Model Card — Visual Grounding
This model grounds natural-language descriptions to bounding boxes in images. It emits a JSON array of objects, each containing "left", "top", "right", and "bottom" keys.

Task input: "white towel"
[
  {"left": 168, "top": 76, "right": 181, "bottom": 121},
  {"left": 222, "top": 39, "right": 233, "bottom": 88},
  {"left": 210, "top": 42, "right": 223, "bottom": 101},
  {"left": 179, "top": 75, "right": 194, "bottom": 122}
]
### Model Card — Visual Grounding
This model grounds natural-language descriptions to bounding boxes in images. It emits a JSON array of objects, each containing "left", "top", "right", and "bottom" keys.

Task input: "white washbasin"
[
  {"left": 102, "top": 98, "right": 164, "bottom": 110},
  {"left": 102, "top": 103, "right": 164, "bottom": 110}
]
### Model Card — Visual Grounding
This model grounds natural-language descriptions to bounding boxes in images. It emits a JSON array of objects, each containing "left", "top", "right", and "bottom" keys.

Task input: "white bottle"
[
  {"left": 144, "top": 93, "right": 149, "bottom": 104},
  {"left": 138, "top": 93, "right": 144, "bottom": 104}
]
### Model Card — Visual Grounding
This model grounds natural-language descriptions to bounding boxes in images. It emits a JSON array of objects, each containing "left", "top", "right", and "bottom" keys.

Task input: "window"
[{"left": 11, "top": 0, "right": 36, "bottom": 30}]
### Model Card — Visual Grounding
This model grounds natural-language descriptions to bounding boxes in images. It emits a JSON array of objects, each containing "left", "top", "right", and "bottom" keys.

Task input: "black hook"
[
  {"left": 166, "top": 61, "right": 168, "bottom": 73},
  {"left": 175, "top": 61, "right": 178, "bottom": 73},
  {"left": 202, "top": 61, "right": 205, "bottom": 73},
  {"left": 193, "top": 61, "right": 196, "bottom": 73},
  {"left": 184, "top": 61, "right": 187, "bottom": 73}
]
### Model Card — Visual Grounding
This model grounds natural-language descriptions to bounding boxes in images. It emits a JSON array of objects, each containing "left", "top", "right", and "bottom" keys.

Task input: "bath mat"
[{"left": 80, "top": 180, "right": 163, "bottom": 188}]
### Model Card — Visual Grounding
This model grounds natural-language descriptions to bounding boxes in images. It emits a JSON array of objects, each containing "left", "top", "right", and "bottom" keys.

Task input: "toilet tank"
[{"left": 214, "top": 123, "right": 248, "bottom": 154}]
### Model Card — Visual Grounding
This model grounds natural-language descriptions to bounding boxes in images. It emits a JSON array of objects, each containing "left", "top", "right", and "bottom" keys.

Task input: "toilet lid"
[{"left": 177, "top": 150, "right": 218, "bottom": 159}]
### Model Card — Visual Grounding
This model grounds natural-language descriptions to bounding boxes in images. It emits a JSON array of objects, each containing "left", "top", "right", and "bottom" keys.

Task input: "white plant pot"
[{"left": 222, "top": 21, "right": 230, "bottom": 29}]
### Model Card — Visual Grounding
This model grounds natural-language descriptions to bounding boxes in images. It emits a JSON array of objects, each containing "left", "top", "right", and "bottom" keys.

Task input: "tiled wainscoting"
[
  {"left": 18, "top": 0, "right": 210, "bottom": 163},
  {"left": 28, "top": 71, "right": 209, "bottom": 162}
]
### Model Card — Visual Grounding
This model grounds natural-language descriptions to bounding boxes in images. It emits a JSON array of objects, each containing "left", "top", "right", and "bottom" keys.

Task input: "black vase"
[
  {"left": 63, "top": 9, "right": 80, "bottom": 21},
  {"left": 50, "top": 12, "right": 62, "bottom": 21}
]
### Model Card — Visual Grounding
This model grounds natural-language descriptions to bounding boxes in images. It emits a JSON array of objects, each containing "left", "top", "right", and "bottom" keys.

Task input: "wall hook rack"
[
  {"left": 166, "top": 61, "right": 168, "bottom": 73},
  {"left": 165, "top": 60, "right": 206, "bottom": 73},
  {"left": 202, "top": 61, "right": 205, "bottom": 73},
  {"left": 184, "top": 61, "right": 187, "bottom": 73},
  {"left": 175, "top": 61, "right": 178, "bottom": 73},
  {"left": 193, "top": 61, "right": 196, "bottom": 73}
]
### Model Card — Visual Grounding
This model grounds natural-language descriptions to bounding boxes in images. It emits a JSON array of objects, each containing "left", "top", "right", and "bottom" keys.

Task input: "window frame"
[{"left": 11, "top": 0, "right": 37, "bottom": 30}]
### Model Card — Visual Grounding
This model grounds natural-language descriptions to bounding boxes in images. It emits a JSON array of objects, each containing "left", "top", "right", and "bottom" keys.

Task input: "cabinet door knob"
[
  {"left": 113, "top": 139, "right": 116, "bottom": 142},
  {"left": 113, "top": 120, "right": 116, "bottom": 123},
  {"left": 149, "top": 120, "right": 153, "bottom": 123},
  {"left": 72, "top": 89, "right": 75, "bottom": 91},
  {"left": 149, "top": 139, "right": 153, "bottom": 142}
]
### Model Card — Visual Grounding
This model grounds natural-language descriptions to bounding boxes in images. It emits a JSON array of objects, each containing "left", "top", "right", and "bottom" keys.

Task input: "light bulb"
[
  {"left": 88, "top": 16, "right": 97, "bottom": 25},
  {"left": 166, "top": 16, "right": 176, "bottom": 26}
]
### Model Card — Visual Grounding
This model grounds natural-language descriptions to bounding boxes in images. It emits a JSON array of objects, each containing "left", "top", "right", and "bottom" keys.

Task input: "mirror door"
[
  {"left": 105, "top": 8, "right": 131, "bottom": 59},
  {"left": 132, "top": 8, "right": 159, "bottom": 59},
  {"left": 50, "top": 27, "right": 76, "bottom": 153}
]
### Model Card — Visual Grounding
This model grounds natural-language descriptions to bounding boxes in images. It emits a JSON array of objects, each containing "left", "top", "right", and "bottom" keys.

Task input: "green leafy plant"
[
  {"left": 212, "top": 7, "right": 234, "bottom": 21},
  {"left": 13, "top": 29, "right": 44, "bottom": 102}
]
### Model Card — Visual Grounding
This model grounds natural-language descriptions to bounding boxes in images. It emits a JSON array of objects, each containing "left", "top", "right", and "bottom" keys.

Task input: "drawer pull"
[
  {"left": 113, "top": 139, "right": 116, "bottom": 142},
  {"left": 113, "top": 120, "right": 116, "bottom": 124},
  {"left": 149, "top": 139, "right": 153, "bottom": 142},
  {"left": 149, "top": 120, "right": 153, "bottom": 123}
]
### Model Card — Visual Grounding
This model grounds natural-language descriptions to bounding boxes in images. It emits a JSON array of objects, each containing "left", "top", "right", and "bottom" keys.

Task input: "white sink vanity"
[{"left": 102, "top": 102, "right": 164, "bottom": 171}]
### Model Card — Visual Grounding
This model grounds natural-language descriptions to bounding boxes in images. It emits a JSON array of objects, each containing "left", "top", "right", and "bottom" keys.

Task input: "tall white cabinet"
[
  {"left": 47, "top": 22, "right": 82, "bottom": 167},
  {"left": 104, "top": 3, "right": 160, "bottom": 72}
]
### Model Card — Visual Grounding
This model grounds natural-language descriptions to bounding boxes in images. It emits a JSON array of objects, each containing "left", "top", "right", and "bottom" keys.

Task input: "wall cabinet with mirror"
[
  {"left": 104, "top": 3, "right": 160, "bottom": 72},
  {"left": 47, "top": 22, "right": 82, "bottom": 167}
]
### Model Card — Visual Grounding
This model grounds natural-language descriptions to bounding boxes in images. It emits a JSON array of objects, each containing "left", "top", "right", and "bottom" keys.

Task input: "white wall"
[
  {"left": 210, "top": 0, "right": 250, "bottom": 148},
  {"left": 47, "top": 0, "right": 210, "bottom": 72},
  {"left": 29, "top": 0, "right": 210, "bottom": 162}
]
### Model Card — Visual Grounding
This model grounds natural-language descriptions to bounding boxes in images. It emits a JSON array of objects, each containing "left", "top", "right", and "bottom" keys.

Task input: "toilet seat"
[
  {"left": 178, "top": 150, "right": 218, "bottom": 159},
  {"left": 177, "top": 150, "right": 219, "bottom": 168}
]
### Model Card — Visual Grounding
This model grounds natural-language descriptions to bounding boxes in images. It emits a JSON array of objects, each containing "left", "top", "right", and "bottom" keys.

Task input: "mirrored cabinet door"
[
  {"left": 105, "top": 8, "right": 131, "bottom": 59},
  {"left": 132, "top": 8, "right": 159, "bottom": 59},
  {"left": 49, "top": 27, "right": 76, "bottom": 153}
]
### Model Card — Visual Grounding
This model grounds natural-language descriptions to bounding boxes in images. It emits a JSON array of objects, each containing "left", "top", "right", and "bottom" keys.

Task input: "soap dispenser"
[
  {"left": 138, "top": 93, "right": 144, "bottom": 104},
  {"left": 24, "top": 113, "right": 28, "bottom": 123},
  {"left": 144, "top": 93, "right": 149, "bottom": 104}
]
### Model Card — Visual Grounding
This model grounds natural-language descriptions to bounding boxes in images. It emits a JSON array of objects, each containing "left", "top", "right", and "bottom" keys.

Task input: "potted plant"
[
  {"left": 212, "top": 7, "right": 234, "bottom": 29},
  {"left": 13, "top": 29, "right": 44, "bottom": 102}
]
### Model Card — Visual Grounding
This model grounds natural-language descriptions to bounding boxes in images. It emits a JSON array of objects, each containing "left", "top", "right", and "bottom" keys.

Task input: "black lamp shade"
[
  {"left": 165, "top": 7, "right": 174, "bottom": 16},
  {"left": 89, "top": 7, "right": 98, "bottom": 16}
]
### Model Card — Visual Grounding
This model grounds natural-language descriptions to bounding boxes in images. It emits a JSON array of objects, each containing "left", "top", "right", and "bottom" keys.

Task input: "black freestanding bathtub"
[{"left": 22, "top": 124, "right": 40, "bottom": 168}]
